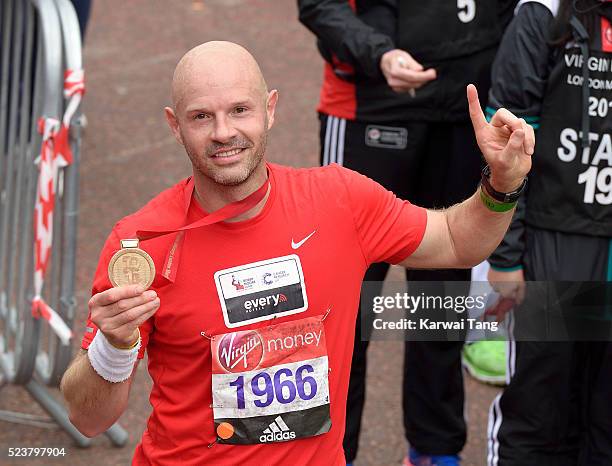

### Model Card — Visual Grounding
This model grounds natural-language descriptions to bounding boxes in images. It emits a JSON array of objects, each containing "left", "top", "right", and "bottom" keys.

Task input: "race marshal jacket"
[
  {"left": 488, "top": 0, "right": 612, "bottom": 270},
  {"left": 298, "top": 0, "right": 518, "bottom": 122}
]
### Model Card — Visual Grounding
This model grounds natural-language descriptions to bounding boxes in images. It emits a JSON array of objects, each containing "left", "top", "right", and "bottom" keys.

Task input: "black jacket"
[
  {"left": 298, "top": 0, "right": 517, "bottom": 122},
  {"left": 488, "top": 1, "right": 612, "bottom": 270}
]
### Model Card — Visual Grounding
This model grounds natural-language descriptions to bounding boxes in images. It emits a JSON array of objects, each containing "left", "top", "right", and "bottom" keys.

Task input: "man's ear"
[
  {"left": 265, "top": 90, "right": 279, "bottom": 130},
  {"left": 164, "top": 106, "right": 184, "bottom": 146}
]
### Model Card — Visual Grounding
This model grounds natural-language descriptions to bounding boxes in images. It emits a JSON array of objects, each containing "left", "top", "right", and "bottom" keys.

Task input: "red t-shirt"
[{"left": 81, "top": 163, "right": 426, "bottom": 466}]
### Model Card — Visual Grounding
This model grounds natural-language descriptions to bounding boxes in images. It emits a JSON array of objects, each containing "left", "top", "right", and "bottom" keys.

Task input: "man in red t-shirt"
[{"left": 60, "top": 41, "right": 533, "bottom": 466}]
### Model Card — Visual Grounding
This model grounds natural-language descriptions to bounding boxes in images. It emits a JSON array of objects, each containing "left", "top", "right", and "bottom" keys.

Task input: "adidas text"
[{"left": 259, "top": 431, "right": 296, "bottom": 443}]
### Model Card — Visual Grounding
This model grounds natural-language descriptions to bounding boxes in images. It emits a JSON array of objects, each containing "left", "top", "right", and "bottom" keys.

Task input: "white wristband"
[{"left": 87, "top": 330, "right": 141, "bottom": 383}]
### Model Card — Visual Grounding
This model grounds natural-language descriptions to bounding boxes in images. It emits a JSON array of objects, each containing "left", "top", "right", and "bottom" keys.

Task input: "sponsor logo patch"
[
  {"left": 214, "top": 255, "right": 308, "bottom": 328},
  {"left": 365, "top": 124, "right": 408, "bottom": 149}
]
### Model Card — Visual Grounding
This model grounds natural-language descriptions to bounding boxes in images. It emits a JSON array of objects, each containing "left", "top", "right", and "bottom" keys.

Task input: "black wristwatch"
[{"left": 481, "top": 165, "right": 527, "bottom": 203}]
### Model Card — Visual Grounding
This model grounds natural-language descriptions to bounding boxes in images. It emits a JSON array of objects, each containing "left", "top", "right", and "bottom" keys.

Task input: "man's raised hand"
[{"left": 467, "top": 84, "right": 533, "bottom": 192}]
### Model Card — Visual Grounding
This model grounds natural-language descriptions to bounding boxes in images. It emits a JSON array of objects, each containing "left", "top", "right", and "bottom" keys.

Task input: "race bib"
[
  {"left": 214, "top": 255, "right": 308, "bottom": 328},
  {"left": 211, "top": 317, "right": 331, "bottom": 444}
]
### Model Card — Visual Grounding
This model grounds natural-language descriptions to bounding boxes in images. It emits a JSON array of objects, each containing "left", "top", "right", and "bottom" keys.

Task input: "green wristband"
[{"left": 480, "top": 186, "right": 517, "bottom": 212}]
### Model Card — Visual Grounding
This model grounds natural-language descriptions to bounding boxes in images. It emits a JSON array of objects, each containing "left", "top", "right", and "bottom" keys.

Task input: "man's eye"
[
  {"left": 194, "top": 113, "right": 208, "bottom": 120},
  {"left": 234, "top": 107, "right": 248, "bottom": 114}
]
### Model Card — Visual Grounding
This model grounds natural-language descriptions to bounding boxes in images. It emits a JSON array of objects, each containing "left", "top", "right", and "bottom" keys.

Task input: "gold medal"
[{"left": 108, "top": 239, "right": 155, "bottom": 289}]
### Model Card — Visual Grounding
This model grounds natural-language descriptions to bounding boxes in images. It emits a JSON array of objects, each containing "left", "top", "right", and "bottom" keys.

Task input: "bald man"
[{"left": 61, "top": 41, "right": 533, "bottom": 466}]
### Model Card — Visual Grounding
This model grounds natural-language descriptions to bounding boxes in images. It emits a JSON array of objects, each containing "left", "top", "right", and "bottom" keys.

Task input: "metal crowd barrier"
[{"left": 0, "top": 0, "right": 127, "bottom": 447}]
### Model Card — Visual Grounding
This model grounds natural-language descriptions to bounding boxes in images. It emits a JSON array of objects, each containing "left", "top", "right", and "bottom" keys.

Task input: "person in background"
[
  {"left": 486, "top": 0, "right": 612, "bottom": 464},
  {"left": 298, "top": 1, "right": 517, "bottom": 465}
]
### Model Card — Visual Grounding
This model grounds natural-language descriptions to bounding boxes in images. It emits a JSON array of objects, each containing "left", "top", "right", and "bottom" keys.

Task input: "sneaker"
[
  {"left": 403, "top": 447, "right": 461, "bottom": 466},
  {"left": 462, "top": 340, "right": 507, "bottom": 386}
]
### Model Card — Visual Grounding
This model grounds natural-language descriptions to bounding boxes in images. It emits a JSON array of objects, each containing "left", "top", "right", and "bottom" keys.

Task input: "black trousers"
[
  {"left": 319, "top": 114, "right": 483, "bottom": 462},
  {"left": 488, "top": 229, "right": 612, "bottom": 466}
]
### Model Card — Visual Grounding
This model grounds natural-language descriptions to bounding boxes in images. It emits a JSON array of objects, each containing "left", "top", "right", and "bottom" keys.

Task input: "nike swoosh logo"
[{"left": 291, "top": 230, "right": 316, "bottom": 249}]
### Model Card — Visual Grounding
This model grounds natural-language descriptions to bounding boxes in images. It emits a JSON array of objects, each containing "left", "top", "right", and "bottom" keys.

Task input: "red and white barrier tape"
[{"left": 31, "top": 69, "right": 85, "bottom": 345}]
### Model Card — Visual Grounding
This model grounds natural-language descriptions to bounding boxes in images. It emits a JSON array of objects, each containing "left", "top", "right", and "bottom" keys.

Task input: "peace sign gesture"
[{"left": 467, "top": 84, "right": 534, "bottom": 193}]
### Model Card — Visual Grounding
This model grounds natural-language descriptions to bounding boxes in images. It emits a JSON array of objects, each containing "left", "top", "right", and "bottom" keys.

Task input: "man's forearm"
[
  {"left": 60, "top": 351, "right": 132, "bottom": 437},
  {"left": 445, "top": 190, "right": 515, "bottom": 268},
  {"left": 404, "top": 85, "right": 533, "bottom": 270},
  {"left": 297, "top": 0, "right": 394, "bottom": 78}
]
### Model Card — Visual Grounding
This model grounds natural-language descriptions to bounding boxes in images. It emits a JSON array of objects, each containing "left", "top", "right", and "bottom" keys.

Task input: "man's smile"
[{"left": 212, "top": 147, "right": 245, "bottom": 158}]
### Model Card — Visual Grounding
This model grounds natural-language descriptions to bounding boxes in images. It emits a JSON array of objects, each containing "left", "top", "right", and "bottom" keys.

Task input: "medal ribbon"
[
  {"left": 136, "top": 175, "right": 270, "bottom": 283},
  {"left": 31, "top": 69, "right": 85, "bottom": 345}
]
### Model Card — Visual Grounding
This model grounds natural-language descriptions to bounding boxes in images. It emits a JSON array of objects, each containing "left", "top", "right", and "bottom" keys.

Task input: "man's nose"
[{"left": 211, "top": 115, "right": 238, "bottom": 143}]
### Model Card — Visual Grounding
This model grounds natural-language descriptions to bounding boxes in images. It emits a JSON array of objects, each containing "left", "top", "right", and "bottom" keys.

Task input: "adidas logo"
[{"left": 259, "top": 415, "right": 297, "bottom": 443}]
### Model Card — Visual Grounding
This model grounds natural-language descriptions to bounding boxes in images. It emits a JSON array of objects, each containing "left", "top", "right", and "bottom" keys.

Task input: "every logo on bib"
[{"left": 211, "top": 317, "right": 331, "bottom": 444}]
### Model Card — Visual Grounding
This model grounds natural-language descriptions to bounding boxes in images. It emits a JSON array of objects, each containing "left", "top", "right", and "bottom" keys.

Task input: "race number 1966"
[
  {"left": 211, "top": 317, "right": 331, "bottom": 444},
  {"left": 228, "top": 362, "right": 320, "bottom": 410}
]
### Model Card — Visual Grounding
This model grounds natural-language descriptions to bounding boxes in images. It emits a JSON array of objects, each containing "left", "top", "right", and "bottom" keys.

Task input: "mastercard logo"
[{"left": 217, "top": 422, "right": 235, "bottom": 440}]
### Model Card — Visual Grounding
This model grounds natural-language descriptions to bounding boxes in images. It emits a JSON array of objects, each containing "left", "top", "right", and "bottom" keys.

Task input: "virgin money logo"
[{"left": 218, "top": 330, "right": 264, "bottom": 373}]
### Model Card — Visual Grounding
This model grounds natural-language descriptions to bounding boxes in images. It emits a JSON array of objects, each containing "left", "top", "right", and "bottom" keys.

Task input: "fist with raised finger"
[
  {"left": 88, "top": 284, "right": 160, "bottom": 348},
  {"left": 466, "top": 84, "right": 533, "bottom": 193}
]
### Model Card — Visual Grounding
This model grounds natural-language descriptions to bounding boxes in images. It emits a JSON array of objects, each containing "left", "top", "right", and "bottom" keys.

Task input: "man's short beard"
[
  {"left": 188, "top": 131, "right": 267, "bottom": 186},
  {"left": 210, "top": 140, "right": 265, "bottom": 186}
]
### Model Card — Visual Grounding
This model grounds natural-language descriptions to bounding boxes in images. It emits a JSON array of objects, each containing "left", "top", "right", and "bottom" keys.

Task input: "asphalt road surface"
[{"left": 0, "top": 1, "right": 500, "bottom": 465}]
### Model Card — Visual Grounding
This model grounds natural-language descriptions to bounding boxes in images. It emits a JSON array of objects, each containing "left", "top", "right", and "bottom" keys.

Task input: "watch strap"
[
  {"left": 481, "top": 165, "right": 527, "bottom": 203},
  {"left": 479, "top": 186, "right": 517, "bottom": 213}
]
